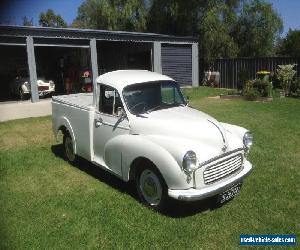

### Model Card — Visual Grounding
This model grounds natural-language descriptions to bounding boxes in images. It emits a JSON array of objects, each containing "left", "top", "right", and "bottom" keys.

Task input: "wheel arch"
[
  {"left": 121, "top": 135, "right": 190, "bottom": 190},
  {"left": 129, "top": 157, "right": 163, "bottom": 182},
  {"left": 55, "top": 116, "right": 77, "bottom": 154}
]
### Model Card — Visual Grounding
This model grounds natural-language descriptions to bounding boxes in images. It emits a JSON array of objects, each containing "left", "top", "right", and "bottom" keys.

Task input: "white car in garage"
[{"left": 10, "top": 69, "right": 55, "bottom": 100}]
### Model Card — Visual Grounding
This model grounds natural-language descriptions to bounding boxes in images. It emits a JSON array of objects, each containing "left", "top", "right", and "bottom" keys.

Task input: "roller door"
[{"left": 161, "top": 44, "right": 192, "bottom": 85}]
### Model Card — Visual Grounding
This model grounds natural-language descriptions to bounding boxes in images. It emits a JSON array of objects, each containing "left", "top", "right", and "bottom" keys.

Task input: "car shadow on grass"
[{"left": 51, "top": 144, "right": 226, "bottom": 218}]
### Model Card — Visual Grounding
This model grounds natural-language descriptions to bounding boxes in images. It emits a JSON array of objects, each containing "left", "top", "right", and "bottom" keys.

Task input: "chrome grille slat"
[
  {"left": 203, "top": 154, "right": 243, "bottom": 184},
  {"left": 204, "top": 159, "right": 242, "bottom": 178},
  {"left": 204, "top": 157, "right": 241, "bottom": 176},
  {"left": 205, "top": 156, "right": 240, "bottom": 170},
  {"left": 204, "top": 163, "right": 241, "bottom": 181}
]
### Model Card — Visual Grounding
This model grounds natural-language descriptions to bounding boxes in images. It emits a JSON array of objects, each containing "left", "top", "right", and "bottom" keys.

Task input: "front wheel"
[
  {"left": 135, "top": 164, "right": 169, "bottom": 211},
  {"left": 63, "top": 133, "right": 77, "bottom": 164}
]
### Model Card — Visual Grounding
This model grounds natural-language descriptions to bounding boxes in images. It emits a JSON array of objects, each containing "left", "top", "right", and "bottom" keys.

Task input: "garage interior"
[
  {"left": 0, "top": 26, "right": 198, "bottom": 103},
  {"left": 97, "top": 41, "right": 152, "bottom": 73},
  {"left": 0, "top": 45, "right": 27, "bottom": 101},
  {"left": 34, "top": 46, "right": 91, "bottom": 95}
]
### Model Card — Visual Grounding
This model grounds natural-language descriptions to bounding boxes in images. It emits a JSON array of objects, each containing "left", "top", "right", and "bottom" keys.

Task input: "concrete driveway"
[{"left": 0, "top": 99, "right": 52, "bottom": 122}]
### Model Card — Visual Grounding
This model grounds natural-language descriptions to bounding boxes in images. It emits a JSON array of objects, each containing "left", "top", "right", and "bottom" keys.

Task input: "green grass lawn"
[{"left": 1, "top": 87, "right": 299, "bottom": 249}]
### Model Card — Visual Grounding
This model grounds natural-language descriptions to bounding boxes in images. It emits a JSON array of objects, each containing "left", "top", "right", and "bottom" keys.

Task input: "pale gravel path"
[{"left": 0, "top": 99, "right": 52, "bottom": 122}]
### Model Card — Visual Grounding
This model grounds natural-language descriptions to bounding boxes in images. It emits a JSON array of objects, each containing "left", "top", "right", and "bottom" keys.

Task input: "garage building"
[{"left": 0, "top": 25, "right": 199, "bottom": 103}]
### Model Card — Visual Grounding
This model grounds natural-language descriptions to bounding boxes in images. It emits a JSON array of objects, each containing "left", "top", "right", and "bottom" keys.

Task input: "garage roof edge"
[{"left": 0, "top": 25, "right": 198, "bottom": 43}]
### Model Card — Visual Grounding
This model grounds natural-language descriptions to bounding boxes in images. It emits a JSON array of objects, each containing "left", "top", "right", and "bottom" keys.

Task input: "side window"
[
  {"left": 161, "top": 84, "right": 182, "bottom": 104},
  {"left": 99, "top": 85, "right": 123, "bottom": 116}
]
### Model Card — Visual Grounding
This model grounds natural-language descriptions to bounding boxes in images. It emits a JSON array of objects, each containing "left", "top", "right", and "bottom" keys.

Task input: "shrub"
[
  {"left": 243, "top": 80, "right": 254, "bottom": 94},
  {"left": 276, "top": 64, "right": 297, "bottom": 96},
  {"left": 255, "top": 79, "right": 273, "bottom": 97},
  {"left": 242, "top": 79, "right": 273, "bottom": 100},
  {"left": 290, "top": 77, "right": 300, "bottom": 96},
  {"left": 253, "top": 79, "right": 269, "bottom": 97},
  {"left": 244, "top": 88, "right": 260, "bottom": 101}
]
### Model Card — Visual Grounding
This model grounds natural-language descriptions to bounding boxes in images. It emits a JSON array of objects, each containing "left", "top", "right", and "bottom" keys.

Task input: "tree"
[
  {"left": 22, "top": 16, "right": 33, "bottom": 26},
  {"left": 277, "top": 29, "right": 300, "bottom": 58},
  {"left": 146, "top": 0, "right": 200, "bottom": 36},
  {"left": 198, "top": 2, "right": 239, "bottom": 64},
  {"left": 72, "top": 0, "right": 147, "bottom": 32},
  {"left": 147, "top": 0, "right": 241, "bottom": 64},
  {"left": 39, "top": 9, "right": 67, "bottom": 28},
  {"left": 233, "top": 0, "right": 283, "bottom": 57}
]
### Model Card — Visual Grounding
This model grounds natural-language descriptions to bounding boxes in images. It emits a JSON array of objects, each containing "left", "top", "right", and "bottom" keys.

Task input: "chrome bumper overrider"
[{"left": 168, "top": 160, "right": 252, "bottom": 201}]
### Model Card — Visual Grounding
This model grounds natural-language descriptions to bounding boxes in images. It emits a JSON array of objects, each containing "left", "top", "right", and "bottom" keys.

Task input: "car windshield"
[{"left": 123, "top": 81, "right": 186, "bottom": 115}]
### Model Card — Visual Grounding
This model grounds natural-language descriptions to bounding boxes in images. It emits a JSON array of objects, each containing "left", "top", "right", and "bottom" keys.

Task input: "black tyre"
[
  {"left": 135, "top": 163, "right": 169, "bottom": 211},
  {"left": 63, "top": 133, "right": 77, "bottom": 164}
]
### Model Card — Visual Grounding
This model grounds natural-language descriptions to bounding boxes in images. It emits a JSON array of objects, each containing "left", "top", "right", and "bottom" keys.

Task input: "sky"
[
  {"left": 0, "top": 0, "right": 84, "bottom": 25},
  {"left": 0, "top": 0, "right": 299, "bottom": 36}
]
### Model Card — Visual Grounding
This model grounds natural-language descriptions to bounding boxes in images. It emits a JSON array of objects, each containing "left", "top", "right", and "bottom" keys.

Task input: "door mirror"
[
  {"left": 186, "top": 96, "right": 190, "bottom": 104},
  {"left": 117, "top": 107, "right": 126, "bottom": 119}
]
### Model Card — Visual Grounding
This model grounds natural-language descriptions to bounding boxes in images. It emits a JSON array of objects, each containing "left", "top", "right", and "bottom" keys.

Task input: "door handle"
[{"left": 94, "top": 118, "right": 103, "bottom": 127}]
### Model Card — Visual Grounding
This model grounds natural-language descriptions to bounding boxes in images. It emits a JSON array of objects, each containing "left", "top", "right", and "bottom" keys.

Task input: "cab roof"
[{"left": 96, "top": 70, "right": 174, "bottom": 91}]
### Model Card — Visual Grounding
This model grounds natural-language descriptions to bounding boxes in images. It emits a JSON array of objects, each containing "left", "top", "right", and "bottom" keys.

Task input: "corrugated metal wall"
[
  {"left": 161, "top": 44, "right": 192, "bottom": 85},
  {"left": 207, "top": 57, "right": 300, "bottom": 89}
]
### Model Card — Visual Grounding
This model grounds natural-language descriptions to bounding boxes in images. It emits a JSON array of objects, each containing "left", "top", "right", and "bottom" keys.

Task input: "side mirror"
[
  {"left": 117, "top": 107, "right": 127, "bottom": 119},
  {"left": 186, "top": 96, "right": 190, "bottom": 104}
]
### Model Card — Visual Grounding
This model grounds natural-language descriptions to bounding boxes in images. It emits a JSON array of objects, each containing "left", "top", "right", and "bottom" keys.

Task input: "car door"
[{"left": 93, "top": 84, "right": 130, "bottom": 177}]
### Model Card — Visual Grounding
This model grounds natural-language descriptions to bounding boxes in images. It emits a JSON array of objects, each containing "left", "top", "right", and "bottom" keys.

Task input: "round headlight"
[
  {"left": 243, "top": 132, "right": 253, "bottom": 149},
  {"left": 182, "top": 151, "right": 198, "bottom": 174}
]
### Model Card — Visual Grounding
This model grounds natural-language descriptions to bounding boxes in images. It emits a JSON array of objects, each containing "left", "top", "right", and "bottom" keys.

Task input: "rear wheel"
[
  {"left": 135, "top": 163, "right": 169, "bottom": 211},
  {"left": 63, "top": 133, "right": 77, "bottom": 164}
]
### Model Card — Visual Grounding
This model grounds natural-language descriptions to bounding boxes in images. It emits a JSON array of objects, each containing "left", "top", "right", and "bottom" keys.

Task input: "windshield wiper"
[
  {"left": 145, "top": 105, "right": 165, "bottom": 114},
  {"left": 145, "top": 103, "right": 185, "bottom": 114}
]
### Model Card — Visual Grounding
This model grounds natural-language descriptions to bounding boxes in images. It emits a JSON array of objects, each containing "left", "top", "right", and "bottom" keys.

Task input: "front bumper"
[
  {"left": 168, "top": 160, "right": 252, "bottom": 201},
  {"left": 38, "top": 89, "right": 55, "bottom": 96},
  {"left": 21, "top": 84, "right": 55, "bottom": 96}
]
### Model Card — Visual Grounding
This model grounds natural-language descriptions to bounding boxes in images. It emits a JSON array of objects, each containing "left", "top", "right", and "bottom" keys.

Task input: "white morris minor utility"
[{"left": 52, "top": 70, "right": 253, "bottom": 211}]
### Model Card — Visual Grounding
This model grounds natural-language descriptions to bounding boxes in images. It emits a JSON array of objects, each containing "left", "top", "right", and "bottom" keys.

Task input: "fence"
[{"left": 203, "top": 57, "right": 300, "bottom": 89}]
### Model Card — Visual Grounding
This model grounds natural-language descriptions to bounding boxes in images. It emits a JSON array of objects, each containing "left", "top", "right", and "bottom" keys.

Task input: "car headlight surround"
[
  {"left": 243, "top": 131, "right": 253, "bottom": 150},
  {"left": 182, "top": 150, "right": 198, "bottom": 175}
]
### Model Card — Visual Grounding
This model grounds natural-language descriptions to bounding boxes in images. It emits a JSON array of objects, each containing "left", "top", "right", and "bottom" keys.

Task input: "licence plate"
[{"left": 218, "top": 182, "right": 242, "bottom": 204}]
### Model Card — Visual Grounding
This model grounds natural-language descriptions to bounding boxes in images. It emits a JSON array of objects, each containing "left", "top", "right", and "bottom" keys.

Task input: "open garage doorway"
[
  {"left": 34, "top": 46, "right": 91, "bottom": 96},
  {"left": 0, "top": 45, "right": 28, "bottom": 102},
  {"left": 97, "top": 41, "right": 152, "bottom": 74}
]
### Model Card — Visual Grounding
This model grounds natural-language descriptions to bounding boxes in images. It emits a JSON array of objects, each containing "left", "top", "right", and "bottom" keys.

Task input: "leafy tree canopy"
[
  {"left": 39, "top": 9, "right": 67, "bottom": 28},
  {"left": 233, "top": 0, "right": 283, "bottom": 57},
  {"left": 198, "top": 1, "right": 240, "bottom": 63},
  {"left": 71, "top": 0, "right": 284, "bottom": 64},
  {"left": 146, "top": 0, "right": 241, "bottom": 63},
  {"left": 72, "top": 0, "right": 147, "bottom": 32},
  {"left": 277, "top": 29, "right": 300, "bottom": 58}
]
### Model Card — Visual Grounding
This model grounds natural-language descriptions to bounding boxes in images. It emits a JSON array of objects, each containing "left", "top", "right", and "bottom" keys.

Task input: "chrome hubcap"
[{"left": 139, "top": 169, "right": 162, "bottom": 206}]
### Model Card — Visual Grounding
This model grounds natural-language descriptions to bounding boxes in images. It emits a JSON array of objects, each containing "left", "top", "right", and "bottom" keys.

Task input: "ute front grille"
[{"left": 203, "top": 154, "right": 243, "bottom": 185}]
